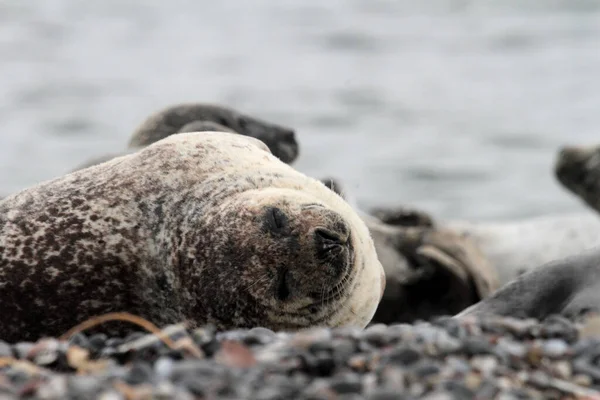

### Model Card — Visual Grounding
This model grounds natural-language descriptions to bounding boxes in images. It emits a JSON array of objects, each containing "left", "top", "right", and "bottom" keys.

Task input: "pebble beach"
[
  {"left": 2, "top": 2, "right": 600, "bottom": 399},
  {"left": 2, "top": 314, "right": 600, "bottom": 399}
]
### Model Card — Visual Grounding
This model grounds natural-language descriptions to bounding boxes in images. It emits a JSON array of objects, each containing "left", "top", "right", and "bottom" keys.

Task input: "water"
[{"left": 1, "top": 0, "right": 599, "bottom": 220}]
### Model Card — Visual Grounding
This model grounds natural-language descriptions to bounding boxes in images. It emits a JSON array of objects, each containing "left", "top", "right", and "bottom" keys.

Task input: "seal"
[
  {"left": 129, "top": 103, "right": 299, "bottom": 164},
  {"left": 0, "top": 132, "right": 384, "bottom": 343},
  {"left": 73, "top": 120, "right": 236, "bottom": 171},
  {"left": 456, "top": 247, "right": 600, "bottom": 321},
  {"left": 318, "top": 176, "right": 498, "bottom": 323},
  {"left": 555, "top": 144, "right": 600, "bottom": 213},
  {"left": 444, "top": 213, "right": 600, "bottom": 285}
]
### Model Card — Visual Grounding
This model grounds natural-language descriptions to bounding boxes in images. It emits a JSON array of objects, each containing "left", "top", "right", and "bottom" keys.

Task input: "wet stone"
[
  {"left": 461, "top": 337, "right": 494, "bottom": 356},
  {"left": 442, "top": 380, "right": 475, "bottom": 398},
  {"left": 385, "top": 346, "right": 421, "bottom": 367},
  {"left": 68, "top": 333, "right": 90, "bottom": 349},
  {"left": 0, "top": 341, "right": 13, "bottom": 358},
  {"left": 125, "top": 362, "right": 155, "bottom": 385},
  {"left": 88, "top": 333, "right": 108, "bottom": 350},
  {"left": 328, "top": 374, "right": 363, "bottom": 395},
  {"left": 12, "top": 343, "right": 34, "bottom": 360}
]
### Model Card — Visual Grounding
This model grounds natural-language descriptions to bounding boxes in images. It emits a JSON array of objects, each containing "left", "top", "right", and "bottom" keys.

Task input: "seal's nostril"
[{"left": 315, "top": 228, "right": 344, "bottom": 246}]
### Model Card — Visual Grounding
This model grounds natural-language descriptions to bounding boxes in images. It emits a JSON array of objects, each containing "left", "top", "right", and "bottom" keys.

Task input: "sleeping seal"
[{"left": 0, "top": 132, "right": 384, "bottom": 342}]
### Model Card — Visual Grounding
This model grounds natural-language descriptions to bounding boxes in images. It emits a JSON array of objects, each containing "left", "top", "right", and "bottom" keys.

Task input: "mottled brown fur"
[{"left": 0, "top": 132, "right": 383, "bottom": 343}]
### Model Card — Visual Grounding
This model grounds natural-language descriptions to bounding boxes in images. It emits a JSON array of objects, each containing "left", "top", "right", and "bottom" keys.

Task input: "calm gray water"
[{"left": 1, "top": 0, "right": 599, "bottom": 220}]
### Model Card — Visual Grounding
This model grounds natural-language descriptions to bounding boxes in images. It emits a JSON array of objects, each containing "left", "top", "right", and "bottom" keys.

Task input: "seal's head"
[
  {"left": 555, "top": 144, "right": 600, "bottom": 210},
  {"left": 173, "top": 144, "right": 385, "bottom": 330},
  {"left": 129, "top": 103, "right": 299, "bottom": 163}
]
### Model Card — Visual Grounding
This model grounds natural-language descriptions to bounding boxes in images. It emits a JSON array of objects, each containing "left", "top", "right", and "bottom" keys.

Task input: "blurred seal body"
[
  {"left": 0, "top": 132, "right": 384, "bottom": 342},
  {"left": 130, "top": 103, "right": 298, "bottom": 163}
]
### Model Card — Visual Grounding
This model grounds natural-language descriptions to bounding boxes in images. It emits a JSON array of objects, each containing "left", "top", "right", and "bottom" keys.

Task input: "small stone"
[
  {"left": 470, "top": 356, "right": 497, "bottom": 377},
  {"left": 542, "top": 339, "right": 569, "bottom": 358},
  {"left": 13, "top": 343, "right": 34, "bottom": 359},
  {"left": 413, "top": 361, "right": 441, "bottom": 379},
  {"left": 67, "top": 375, "right": 102, "bottom": 398},
  {"left": 88, "top": 334, "right": 108, "bottom": 352},
  {"left": 331, "top": 338, "right": 356, "bottom": 363},
  {"left": 68, "top": 333, "right": 90, "bottom": 349},
  {"left": 97, "top": 390, "right": 125, "bottom": 400},
  {"left": 36, "top": 376, "right": 67, "bottom": 399},
  {"left": 361, "top": 324, "right": 389, "bottom": 347},
  {"left": 214, "top": 341, "right": 256, "bottom": 369},
  {"left": 461, "top": 337, "right": 493, "bottom": 356},
  {"left": 0, "top": 341, "right": 13, "bottom": 358},
  {"left": 385, "top": 346, "right": 421, "bottom": 367},
  {"left": 367, "top": 388, "right": 415, "bottom": 400},
  {"left": 464, "top": 373, "right": 482, "bottom": 390},
  {"left": 475, "top": 379, "right": 500, "bottom": 399},
  {"left": 431, "top": 316, "right": 467, "bottom": 339},
  {"left": 496, "top": 338, "right": 527, "bottom": 359},
  {"left": 27, "top": 339, "right": 60, "bottom": 366},
  {"left": 291, "top": 328, "right": 332, "bottom": 348},
  {"left": 573, "top": 374, "right": 592, "bottom": 387},
  {"left": 155, "top": 357, "right": 174, "bottom": 379},
  {"left": 125, "top": 362, "right": 154, "bottom": 385},
  {"left": 328, "top": 374, "right": 363, "bottom": 395},
  {"left": 443, "top": 380, "right": 474, "bottom": 398},
  {"left": 309, "top": 340, "right": 333, "bottom": 354},
  {"left": 420, "top": 390, "right": 454, "bottom": 400}
]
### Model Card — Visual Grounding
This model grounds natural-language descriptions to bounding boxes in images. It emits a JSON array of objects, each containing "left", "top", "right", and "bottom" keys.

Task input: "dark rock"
[
  {"left": 385, "top": 346, "right": 421, "bottom": 367},
  {"left": 125, "top": 362, "right": 155, "bottom": 385},
  {"left": 328, "top": 374, "right": 363, "bottom": 394},
  {"left": 461, "top": 337, "right": 493, "bottom": 356}
]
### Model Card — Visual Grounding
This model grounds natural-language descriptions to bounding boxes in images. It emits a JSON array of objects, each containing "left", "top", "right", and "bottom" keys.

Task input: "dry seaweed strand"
[{"left": 59, "top": 312, "right": 179, "bottom": 350}]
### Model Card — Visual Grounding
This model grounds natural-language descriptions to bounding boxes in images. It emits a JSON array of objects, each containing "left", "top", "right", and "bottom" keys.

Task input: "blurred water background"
[{"left": 0, "top": 0, "right": 599, "bottom": 221}]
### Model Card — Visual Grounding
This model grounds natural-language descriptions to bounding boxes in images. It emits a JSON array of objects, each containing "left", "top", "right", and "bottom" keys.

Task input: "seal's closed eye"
[{"left": 276, "top": 268, "right": 291, "bottom": 301}]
